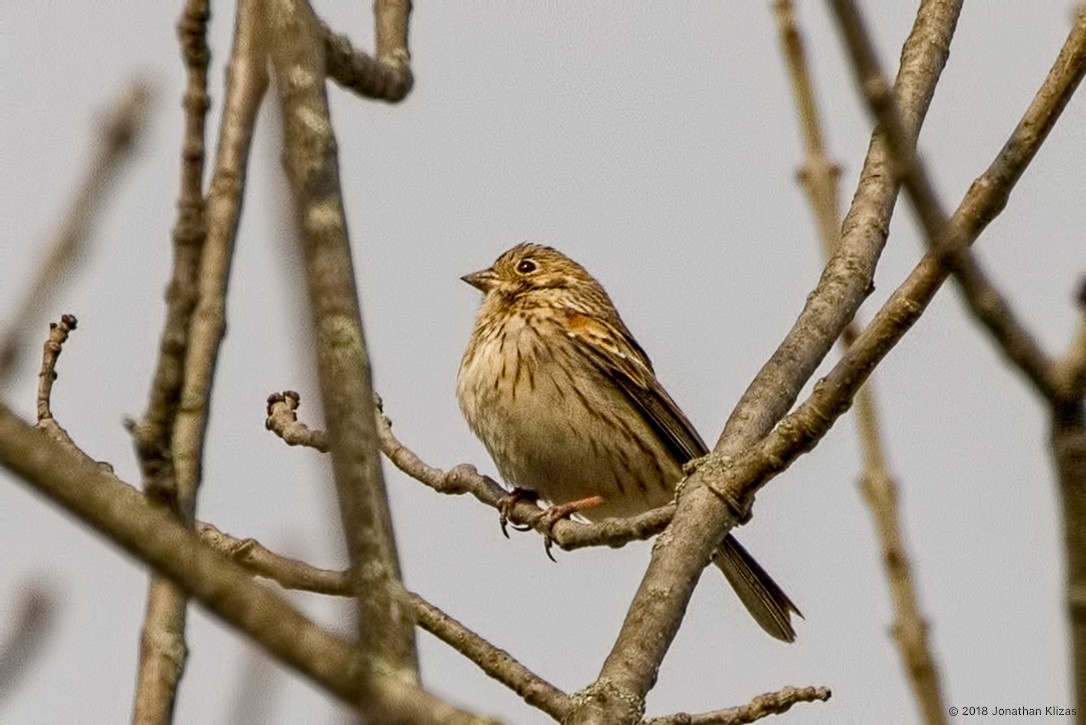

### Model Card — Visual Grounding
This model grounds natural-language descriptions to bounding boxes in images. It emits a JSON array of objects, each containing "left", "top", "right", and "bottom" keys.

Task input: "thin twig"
[
  {"left": 131, "top": 2, "right": 267, "bottom": 720},
  {"left": 411, "top": 595, "right": 572, "bottom": 720},
  {"left": 856, "top": 439, "right": 947, "bottom": 725},
  {"left": 322, "top": 22, "right": 413, "bottom": 102},
  {"left": 828, "top": 0, "right": 1069, "bottom": 402},
  {"left": 716, "top": 0, "right": 963, "bottom": 455},
  {"left": 172, "top": 0, "right": 267, "bottom": 523},
  {"left": 127, "top": 6, "right": 211, "bottom": 718},
  {"left": 645, "top": 685, "right": 831, "bottom": 725},
  {"left": 1052, "top": 407, "right": 1086, "bottom": 716},
  {"left": 32, "top": 315, "right": 87, "bottom": 458},
  {"left": 0, "top": 81, "right": 151, "bottom": 382},
  {"left": 321, "top": 0, "right": 411, "bottom": 101},
  {"left": 129, "top": 0, "right": 211, "bottom": 499},
  {"left": 35, "top": 315, "right": 77, "bottom": 424},
  {"left": 198, "top": 522, "right": 573, "bottom": 720},
  {"left": 129, "top": 1, "right": 212, "bottom": 716},
  {"left": 773, "top": 0, "right": 842, "bottom": 252},
  {"left": 773, "top": 3, "right": 947, "bottom": 722},
  {"left": 265, "top": 391, "right": 329, "bottom": 451},
  {"left": 198, "top": 521, "right": 351, "bottom": 594}
]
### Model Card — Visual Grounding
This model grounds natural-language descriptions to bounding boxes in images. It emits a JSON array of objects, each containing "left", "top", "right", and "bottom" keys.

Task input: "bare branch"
[
  {"left": 173, "top": 0, "right": 267, "bottom": 521},
  {"left": 827, "top": 0, "right": 1079, "bottom": 402},
  {"left": 858, "top": 460, "right": 947, "bottom": 724},
  {"left": 35, "top": 315, "right": 77, "bottom": 425},
  {"left": 1052, "top": 410, "right": 1086, "bottom": 713},
  {"left": 30, "top": 314, "right": 89, "bottom": 460},
  {"left": 199, "top": 523, "right": 568, "bottom": 719},
  {"left": 265, "top": 391, "right": 329, "bottom": 451},
  {"left": 645, "top": 685, "right": 831, "bottom": 725},
  {"left": 572, "top": 4, "right": 967, "bottom": 720},
  {"left": 198, "top": 521, "right": 350, "bottom": 595},
  {"left": 0, "top": 403, "right": 366, "bottom": 702},
  {"left": 717, "top": 0, "right": 963, "bottom": 454},
  {"left": 131, "top": 1, "right": 267, "bottom": 719},
  {"left": 824, "top": 0, "right": 1086, "bottom": 713},
  {"left": 129, "top": 0, "right": 212, "bottom": 499},
  {"left": 411, "top": 594, "right": 571, "bottom": 721},
  {"left": 3, "top": 403, "right": 499, "bottom": 724},
  {"left": 0, "top": 81, "right": 151, "bottom": 382},
  {"left": 127, "top": 0, "right": 212, "bottom": 714},
  {"left": 773, "top": 3, "right": 947, "bottom": 721},
  {"left": 321, "top": 0, "right": 412, "bottom": 101},
  {"left": 772, "top": 0, "right": 842, "bottom": 256},
  {"left": 126, "top": 5, "right": 211, "bottom": 715},
  {"left": 806, "top": 0, "right": 1086, "bottom": 427},
  {"left": 322, "top": 22, "right": 413, "bottom": 102},
  {"left": 265, "top": 0, "right": 418, "bottom": 701}
]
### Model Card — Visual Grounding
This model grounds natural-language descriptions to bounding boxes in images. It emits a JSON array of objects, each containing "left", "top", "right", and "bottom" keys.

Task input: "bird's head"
[{"left": 461, "top": 242, "right": 600, "bottom": 302}]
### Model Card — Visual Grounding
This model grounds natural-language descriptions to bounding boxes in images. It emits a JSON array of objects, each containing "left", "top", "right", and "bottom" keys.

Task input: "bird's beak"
[{"left": 461, "top": 267, "right": 498, "bottom": 292}]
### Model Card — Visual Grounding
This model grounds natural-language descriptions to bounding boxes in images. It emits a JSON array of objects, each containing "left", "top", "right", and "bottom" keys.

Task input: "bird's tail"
[{"left": 713, "top": 534, "right": 802, "bottom": 642}]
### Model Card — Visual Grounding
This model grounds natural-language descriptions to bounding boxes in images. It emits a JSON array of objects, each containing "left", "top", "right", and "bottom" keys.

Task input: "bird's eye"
[{"left": 515, "top": 259, "right": 538, "bottom": 275}]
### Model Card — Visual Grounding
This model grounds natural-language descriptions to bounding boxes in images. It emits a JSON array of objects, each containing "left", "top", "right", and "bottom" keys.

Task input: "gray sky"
[{"left": 2, "top": 3, "right": 1083, "bottom": 723}]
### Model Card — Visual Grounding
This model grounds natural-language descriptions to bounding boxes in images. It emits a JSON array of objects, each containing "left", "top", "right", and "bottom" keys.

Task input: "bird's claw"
[
  {"left": 501, "top": 491, "right": 605, "bottom": 562},
  {"left": 497, "top": 486, "right": 539, "bottom": 538},
  {"left": 536, "top": 500, "right": 587, "bottom": 562}
]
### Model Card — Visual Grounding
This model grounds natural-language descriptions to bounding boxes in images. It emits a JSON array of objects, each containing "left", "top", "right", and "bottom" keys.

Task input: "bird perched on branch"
[{"left": 457, "top": 242, "right": 799, "bottom": 642}]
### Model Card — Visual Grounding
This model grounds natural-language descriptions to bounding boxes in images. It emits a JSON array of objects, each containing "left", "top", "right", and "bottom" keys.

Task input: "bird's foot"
[
  {"left": 497, "top": 486, "right": 540, "bottom": 538},
  {"left": 538, "top": 495, "right": 605, "bottom": 562}
]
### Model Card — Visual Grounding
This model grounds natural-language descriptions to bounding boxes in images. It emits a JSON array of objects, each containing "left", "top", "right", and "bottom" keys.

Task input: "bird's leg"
[
  {"left": 539, "top": 494, "right": 606, "bottom": 562},
  {"left": 497, "top": 486, "right": 540, "bottom": 538}
]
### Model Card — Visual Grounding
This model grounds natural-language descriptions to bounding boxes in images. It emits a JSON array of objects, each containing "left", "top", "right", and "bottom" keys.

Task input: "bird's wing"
[{"left": 563, "top": 311, "right": 710, "bottom": 462}]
